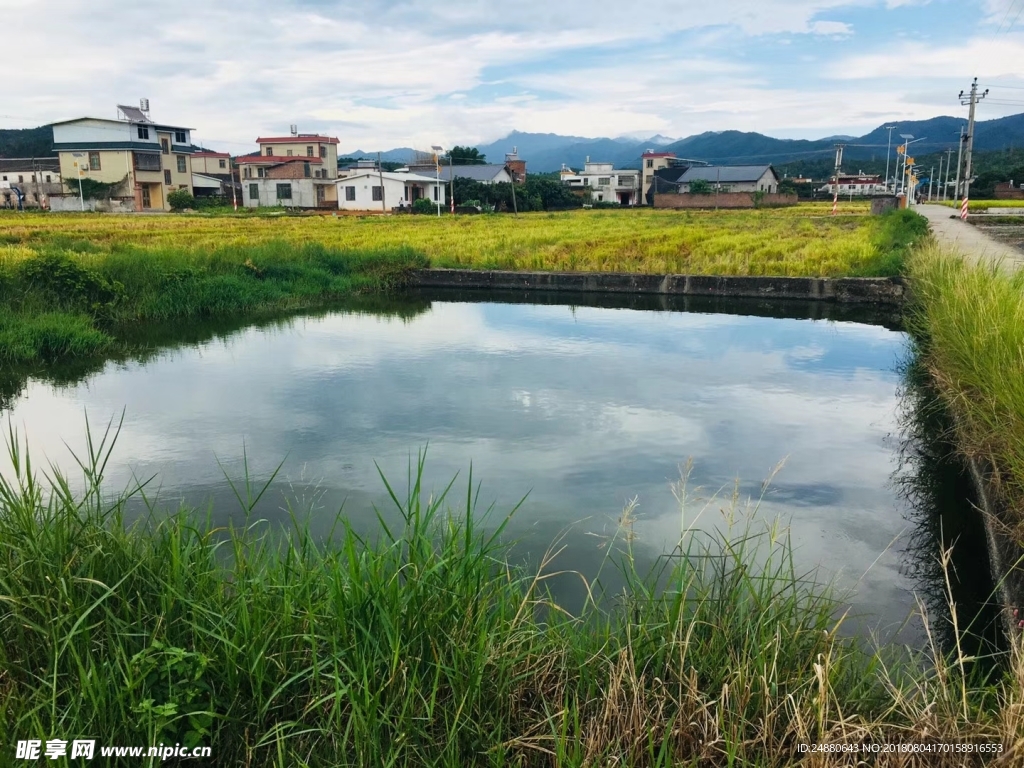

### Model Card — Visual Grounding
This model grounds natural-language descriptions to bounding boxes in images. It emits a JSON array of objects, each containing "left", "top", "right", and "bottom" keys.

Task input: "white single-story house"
[
  {"left": 675, "top": 165, "right": 780, "bottom": 194},
  {"left": 405, "top": 163, "right": 514, "bottom": 185},
  {"left": 337, "top": 171, "right": 446, "bottom": 212}
]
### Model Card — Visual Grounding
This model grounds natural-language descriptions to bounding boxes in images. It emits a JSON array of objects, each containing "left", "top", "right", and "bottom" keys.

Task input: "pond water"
[{"left": 0, "top": 291, "right": 988, "bottom": 645}]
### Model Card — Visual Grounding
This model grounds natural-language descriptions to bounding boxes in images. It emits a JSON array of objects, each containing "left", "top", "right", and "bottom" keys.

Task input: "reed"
[{"left": 0, "top": 425, "right": 1018, "bottom": 766}]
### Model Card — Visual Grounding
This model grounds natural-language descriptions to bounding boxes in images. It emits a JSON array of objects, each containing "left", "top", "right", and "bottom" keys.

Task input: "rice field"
[
  {"left": 937, "top": 199, "right": 1024, "bottom": 211},
  {"left": 0, "top": 205, "right": 920, "bottom": 366},
  {"left": 2, "top": 203, "right": 890, "bottom": 278}
]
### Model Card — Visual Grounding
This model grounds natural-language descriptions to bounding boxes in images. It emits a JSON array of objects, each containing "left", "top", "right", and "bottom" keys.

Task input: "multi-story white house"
[
  {"left": 51, "top": 104, "right": 195, "bottom": 211},
  {"left": 559, "top": 159, "right": 640, "bottom": 205}
]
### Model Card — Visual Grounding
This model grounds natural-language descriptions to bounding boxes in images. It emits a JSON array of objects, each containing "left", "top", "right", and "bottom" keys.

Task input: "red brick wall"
[
  {"left": 653, "top": 192, "right": 798, "bottom": 209},
  {"left": 994, "top": 182, "right": 1024, "bottom": 200}
]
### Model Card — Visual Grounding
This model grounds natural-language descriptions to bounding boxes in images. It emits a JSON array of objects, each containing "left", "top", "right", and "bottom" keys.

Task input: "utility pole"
[
  {"left": 928, "top": 166, "right": 934, "bottom": 201},
  {"left": 832, "top": 144, "right": 844, "bottom": 215},
  {"left": 377, "top": 151, "right": 386, "bottom": 213},
  {"left": 953, "top": 126, "right": 965, "bottom": 202},
  {"left": 958, "top": 77, "right": 988, "bottom": 220},
  {"left": 943, "top": 147, "right": 954, "bottom": 201},
  {"left": 937, "top": 154, "right": 944, "bottom": 202},
  {"left": 884, "top": 125, "right": 897, "bottom": 192}
]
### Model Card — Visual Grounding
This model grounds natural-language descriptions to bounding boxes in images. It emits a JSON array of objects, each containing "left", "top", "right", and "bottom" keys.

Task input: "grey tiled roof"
[
  {"left": 678, "top": 165, "right": 777, "bottom": 183},
  {"left": 0, "top": 157, "right": 60, "bottom": 173}
]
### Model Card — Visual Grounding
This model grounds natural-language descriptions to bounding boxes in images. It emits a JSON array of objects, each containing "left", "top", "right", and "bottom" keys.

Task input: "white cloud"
[{"left": 0, "top": 0, "right": 1008, "bottom": 148}]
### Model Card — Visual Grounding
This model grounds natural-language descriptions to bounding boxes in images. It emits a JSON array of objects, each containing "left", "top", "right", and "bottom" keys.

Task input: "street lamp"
[
  {"left": 898, "top": 135, "right": 926, "bottom": 202},
  {"left": 884, "top": 125, "right": 897, "bottom": 192},
  {"left": 431, "top": 145, "right": 443, "bottom": 217}
]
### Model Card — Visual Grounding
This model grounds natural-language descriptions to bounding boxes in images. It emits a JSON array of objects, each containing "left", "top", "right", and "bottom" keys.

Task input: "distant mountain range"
[
  {"left": 8, "top": 113, "right": 1024, "bottom": 172},
  {"left": 343, "top": 113, "right": 1024, "bottom": 173}
]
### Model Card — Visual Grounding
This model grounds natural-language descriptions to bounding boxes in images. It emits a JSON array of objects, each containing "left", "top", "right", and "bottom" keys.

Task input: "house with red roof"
[{"left": 236, "top": 132, "right": 341, "bottom": 208}]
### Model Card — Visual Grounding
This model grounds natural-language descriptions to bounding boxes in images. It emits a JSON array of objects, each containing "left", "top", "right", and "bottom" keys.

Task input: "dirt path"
[{"left": 915, "top": 204, "right": 1024, "bottom": 272}]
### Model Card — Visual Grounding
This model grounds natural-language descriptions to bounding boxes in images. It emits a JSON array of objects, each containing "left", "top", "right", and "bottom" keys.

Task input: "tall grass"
[
  {"left": 906, "top": 242, "right": 1024, "bottom": 542},
  {"left": 0, "top": 425, "right": 1019, "bottom": 766}
]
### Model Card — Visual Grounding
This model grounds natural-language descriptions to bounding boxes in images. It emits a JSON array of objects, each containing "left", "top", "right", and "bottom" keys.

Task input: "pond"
[{"left": 0, "top": 291, "right": 996, "bottom": 647}]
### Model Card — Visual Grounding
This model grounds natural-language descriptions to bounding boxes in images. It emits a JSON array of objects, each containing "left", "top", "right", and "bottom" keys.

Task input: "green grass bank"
[
  {"left": 0, "top": 431, "right": 1020, "bottom": 767},
  {"left": 0, "top": 208, "right": 925, "bottom": 366},
  {"left": 906, "top": 243, "right": 1024, "bottom": 546}
]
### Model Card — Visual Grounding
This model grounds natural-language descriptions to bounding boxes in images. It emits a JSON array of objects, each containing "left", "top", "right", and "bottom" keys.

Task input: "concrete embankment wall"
[
  {"left": 407, "top": 269, "right": 904, "bottom": 304},
  {"left": 652, "top": 192, "right": 798, "bottom": 209}
]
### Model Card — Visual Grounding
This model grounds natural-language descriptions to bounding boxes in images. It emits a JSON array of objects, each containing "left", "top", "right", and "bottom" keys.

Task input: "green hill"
[{"left": 0, "top": 126, "right": 54, "bottom": 158}]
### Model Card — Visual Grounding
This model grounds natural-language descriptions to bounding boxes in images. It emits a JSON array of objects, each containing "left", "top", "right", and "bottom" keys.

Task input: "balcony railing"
[{"left": 133, "top": 153, "right": 162, "bottom": 172}]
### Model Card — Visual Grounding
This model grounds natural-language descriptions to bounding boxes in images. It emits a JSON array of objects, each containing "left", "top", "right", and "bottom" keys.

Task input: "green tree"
[
  {"left": 445, "top": 146, "right": 487, "bottom": 165},
  {"left": 688, "top": 178, "right": 712, "bottom": 195}
]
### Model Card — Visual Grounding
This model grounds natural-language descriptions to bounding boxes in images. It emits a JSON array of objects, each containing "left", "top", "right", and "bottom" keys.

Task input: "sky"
[{"left": 4, "top": 0, "right": 1024, "bottom": 154}]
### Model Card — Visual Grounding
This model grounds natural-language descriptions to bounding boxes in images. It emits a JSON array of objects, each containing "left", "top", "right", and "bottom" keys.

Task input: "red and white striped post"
[{"left": 960, "top": 196, "right": 969, "bottom": 221}]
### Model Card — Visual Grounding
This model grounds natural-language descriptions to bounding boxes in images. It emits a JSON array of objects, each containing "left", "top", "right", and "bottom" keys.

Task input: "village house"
[
  {"left": 640, "top": 151, "right": 683, "bottom": 203},
  {"left": 236, "top": 132, "right": 341, "bottom": 208},
  {"left": 0, "top": 157, "right": 62, "bottom": 209},
  {"left": 405, "top": 163, "right": 514, "bottom": 185},
  {"left": 51, "top": 104, "right": 195, "bottom": 211},
  {"left": 190, "top": 151, "right": 231, "bottom": 177},
  {"left": 559, "top": 159, "right": 640, "bottom": 205},
  {"left": 675, "top": 165, "right": 780, "bottom": 194},
  {"left": 818, "top": 173, "right": 886, "bottom": 196},
  {"left": 337, "top": 171, "right": 446, "bottom": 212},
  {"left": 255, "top": 133, "right": 340, "bottom": 178},
  {"left": 238, "top": 155, "right": 337, "bottom": 208}
]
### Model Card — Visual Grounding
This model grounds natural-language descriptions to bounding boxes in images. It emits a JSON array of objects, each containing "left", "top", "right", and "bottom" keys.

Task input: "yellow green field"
[
  {"left": 0, "top": 203, "right": 895, "bottom": 278},
  {"left": 937, "top": 199, "right": 1024, "bottom": 211}
]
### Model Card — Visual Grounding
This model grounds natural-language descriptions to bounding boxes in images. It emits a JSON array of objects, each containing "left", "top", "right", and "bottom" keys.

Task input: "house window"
[
  {"left": 345, "top": 186, "right": 356, "bottom": 201},
  {"left": 88, "top": 152, "right": 101, "bottom": 170},
  {"left": 598, "top": 177, "right": 610, "bottom": 186},
  {"left": 45, "top": 175, "right": 51, "bottom": 182},
  {"left": 306, "top": 146, "right": 314, "bottom": 156},
  {"left": 303, "top": 162, "right": 311, "bottom": 178},
  {"left": 249, "top": 183, "right": 259, "bottom": 199},
  {"left": 320, "top": 146, "right": 326, "bottom": 158},
  {"left": 646, "top": 159, "right": 653, "bottom": 168},
  {"left": 219, "top": 159, "right": 226, "bottom": 169},
  {"left": 372, "top": 186, "right": 383, "bottom": 201},
  {"left": 583, "top": 178, "right": 589, "bottom": 186},
  {"left": 276, "top": 183, "right": 292, "bottom": 200},
  {"left": 18, "top": 175, "right": 23, "bottom": 183},
  {"left": 257, "top": 168, "right": 265, "bottom": 178},
  {"left": 287, "top": 149, "right": 293, "bottom": 156},
  {"left": 174, "top": 131, "right": 186, "bottom": 143},
  {"left": 433, "top": 186, "right": 438, "bottom": 201},
  {"left": 138, "top": 126, "right": 149, "bottom": 140},
  {"left": 176, "top": 155, "right": 186, "bottom": 173},
  {"left": 243, "top": 167, "right": 251, "bottom": 179},
  {"left": 164, "top": 170, "right": 172, "bottom": 185},
  {"left": 266, "top": 147, "right": 273, "bottom": 156}
]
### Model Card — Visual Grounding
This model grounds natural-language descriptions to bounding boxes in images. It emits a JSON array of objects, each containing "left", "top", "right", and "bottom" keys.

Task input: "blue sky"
[{"left": 3, "top": 0, "right": 1024, "bottom": 153}]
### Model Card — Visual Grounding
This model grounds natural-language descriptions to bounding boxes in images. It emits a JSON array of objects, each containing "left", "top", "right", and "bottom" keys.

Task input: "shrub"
[
  {"left": 689, "top": 178, "right": 712, "bottom": 195},
  {"left": 168, "top": 189, "right": 196, "bottom": 211},
  {"left": 412, "top": 198, "right": 436, "bottom": 215}
]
